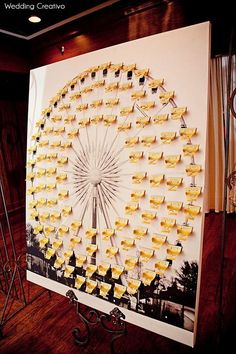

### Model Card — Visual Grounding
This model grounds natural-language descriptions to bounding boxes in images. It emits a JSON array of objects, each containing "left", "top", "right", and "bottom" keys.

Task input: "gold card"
[
  {"left": 171, "top": 107, "right": 187, "bottom": 119},
  {"left": 151, "top": 234, "right": 166, "bottom": 249},
  {"left": 152, "top": 114, "right": 168, "bottom": 125},
  {"left": 160, "top": 217, "right": 176, "bottom": 232},
  {"left": 149, "top": 195, "right": 165, "bottom": 209},
  {"left": 159, "top": 91, "right": 174, "bottom": 104},
  {"left": 150, "top": 174, "right": 164, "bottom": 187},
  {"left": 164, "top": 154, "right": 181, "bottom": 168},
  {"left": 166, "top": 177, "right": 183, "bottom": 191},
  {"left": 141, "top": 269, "right": 156, "bottom": 286}
]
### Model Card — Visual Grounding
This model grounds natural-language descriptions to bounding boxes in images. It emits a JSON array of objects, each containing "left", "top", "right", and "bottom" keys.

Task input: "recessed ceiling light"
[{"left": 28, "top": 16, "right": 41, "bottom": 23}]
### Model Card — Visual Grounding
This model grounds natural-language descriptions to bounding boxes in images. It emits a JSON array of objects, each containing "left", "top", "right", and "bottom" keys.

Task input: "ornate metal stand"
[
  {"left": 0, "top": 177, "right": 50, "bottom": 339},
  {"left": 66, "top": 290, "right": 127, "bottom": 354}
]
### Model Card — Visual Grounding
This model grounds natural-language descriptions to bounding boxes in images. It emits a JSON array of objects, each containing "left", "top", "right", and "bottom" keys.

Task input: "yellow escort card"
[
  {"left": 98, "top": 262, "right": 110, "bottom": 276},
  {"left": 58, "top": 225, "right": 69, "bottom": 237},
  {"left": 75, "top": 275, "right": 86, "bottom": 289},
  {"left": 125, "top": 136, "right": 139, "bottom": 147},
  {"left": 90, "top": 99, "right": 103, "bottom": 108},
  {"left": 106, "top": 246, "right": 119, "bottom": 258},
  {"left": 151, "top": 234, "right": 166, "bottom": 249},
  {"left": 102, "top": 228, "right": 115, "bottom": 240},
  {"left": 140, "top": 101, "right": 155, "bottom": 111},
  {"left": 78, "top": 117, "right": 90, "bottom": 127},
  {"left": 85, "top": 279, "right": 97, "bottom": 294},
  {"left": 185, "top": 164, "right": 202, "bottom": 176},
  {"left": 85, "top": 264, "right": 97, "bottom": 278},
  {"left": 45, "top": 248, "right": 56, "bottom": 260},
  {"left": 125, "top": 257, "right": 138, "bottom": 271},
  {"left": 127, "top": 278, "right": 141, "bottom": 295},
  {"left": 141, "top": 210, "right": 156, "bottom": 224},
  {"left": 38, "top": 237, "right": 48, "bottom": 248},
  {"left": 85, "top": 228, "right": 97, "bottom": 239},
  {"left": 70, "top": 220, "right": 82, "bottom": 232},
  {"left": 177, "top": 225, "right": 193, "bottom": 240},
  {"left": 111, "top": 264, "right": 124, "bottom": 279},
  {"left": 148, "top": 79, "right": 164, "bottom": 88},
  {"left": 105, "top": 82, "right": 119, "bottom": 92},
  {"left": 61, "top": 206, "right": 72, "bottom": 217},
  {"left": 69, "top": 237, "right": 81, "bottom": 248},
  {"left": 164, "top": 155, "right": 181, "bottom": 168},
  {"left": 148, "top": 152, "right": 163, "bottom": 165},
  {"left": 64, "top": 265, "right": 75, "bottom": 278},
  {"left": 166, "top": 201, "right": 183, "bottom": 215},
  {"left": 54, "top": 257, "right": 65, "bottom": 269},
  {"left": 136, "top": 116, "right": 150, "bottom": 127},
  {"left": 160, "top": 217, "right": 176, "bottom": 233},
  {"left": 121, "top": 238, "right": 135, "bottom": 251},
  {"left": 86, "top": 244, "right": 98, "bottom": 256},
  {"left": 131, "top": 189, "right": 145, "bottom": 201},
  {"left": 118, "top": 122, "right": 131, "bottom": 132},
  {"left": 183, "top": 144, "right": 199, "bottom": 156},
  {"left": 114, "top": 284, "right": 126, "bottom": 299},
  {"left": 150, "top": 174, "right": 164, "bottom": 187},
  {"left": 180, "top": 127, "right": 197, "bottom": 140},
  {"left": 171, "top": 107, "right": 187, "bottom": 119},
  {"left": 103, "top": 115, "right": 117, "bottom": 126},
  {"left": 134, "top": 69, "right": 149, "bottom": 77},
  {"left": 76, "top": 254, "right": 87, "bottom": 267},
  {"left": 150, "top": 195, "right": 165, "bottom": 209},
  {"left": 141, "top": 269, "right": 156, "bottom": 286},
  {"left": 183, "top": 204, "right": 201, "bottom": 220},
  {"left": 166, "top": 177, "right": 183, "bottom": 191},
  {"left": 185, "top": 186, "right": 202, "bottom": 201},
  {"left": 119, "top": 82, "right": 133, "bottom": 90},
  {"left": 129, "top": 151, "right": 144, "bottom": 163},
  {"left": 159, "top": 91, "right": 174, "bottom": 104},
  {"left": 141, "top": 136, "right": 156, "bottom": 147},
  {"left": 155, "top": 260, "right": 170, "bottom": 275},
  {"left": 50, "top": 211, "right": 61, "bottom": 222},
  {"left": 105, "top": 98, "right": 119, "bottom": 107},
  {"left": 61, "top": 114, "right": 75, "bottom": 124},
  {"left": 133, "top": 226, "right": 148, "bottom": 239},
  {"left": 166, "top": 244, "right": 182, "bottom": 260},
  {"left": 125, "top": 202, "right": 139, "bottom": 214},
  {"left": 115, "top": 217, "right": 129, "bottom": 230},
  {"left": 67, "top": 129, "right": 79, "bottom": 138},
  {"left": 100, "top": 282, "right": 112, "bottom": 297},
  {"left": 120, "top": 106, "right": 134, "bottom": 116},
  {"left": 90, "top": 115, "right": 103, "bottom": 125},
  {"left": 131, "top": 91, "right": 146, "bottom": 100},
  {"left": 139, "top": 247, "right": 154, "bottom": 263},
  {"left": 132, "top": 172, "right": 147, "bottom": 184},
  {"left": 152, "top": 114, "right": 168, "bottom": 125},
  {"left": 160, "top": 132, "right": 176, "bottom": 144}
]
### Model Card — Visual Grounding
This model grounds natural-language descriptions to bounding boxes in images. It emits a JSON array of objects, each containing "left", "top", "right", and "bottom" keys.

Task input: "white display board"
[{"left": 26, "top": 22, "right": 210, "bottom": 347}]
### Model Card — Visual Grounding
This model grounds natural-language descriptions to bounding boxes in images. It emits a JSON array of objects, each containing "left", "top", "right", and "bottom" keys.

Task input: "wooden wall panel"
[
  {"left": 0, "top": 34, "right": 29, "bottom": 73},
  {"left": 30, "top": 2, "right": 188, "bottom": 68},
  {"left": 0, "top": 99, "right": 28, "bottom": 214}
]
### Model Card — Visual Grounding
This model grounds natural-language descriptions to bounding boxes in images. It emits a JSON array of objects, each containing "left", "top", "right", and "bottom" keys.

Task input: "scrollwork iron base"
[{"left": 66, "top": 290, "right": 127, "bottom": 354}]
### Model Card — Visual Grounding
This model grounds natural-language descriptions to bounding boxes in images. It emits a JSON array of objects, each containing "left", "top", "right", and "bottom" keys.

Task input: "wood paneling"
[
  {"left": 0, "top": 34, "right": 29, "bottom": 73},
  {"left": 0, "top": 91, "right": 28, "bottom": 214},
  {"left": 30, "top": 1, "right": 188, "bottom": 68}
]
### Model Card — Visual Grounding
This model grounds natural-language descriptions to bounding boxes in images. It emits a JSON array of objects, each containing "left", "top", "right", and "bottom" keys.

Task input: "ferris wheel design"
[{"left": 27, "top": 62, "right": 202, "bottom": 303}]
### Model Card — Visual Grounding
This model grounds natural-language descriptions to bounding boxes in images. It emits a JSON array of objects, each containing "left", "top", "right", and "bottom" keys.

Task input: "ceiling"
[
  {"left": 0, "top": 0, "right": 235, "bottom": 56},
  {"left": 0, "top": 0, "right": 123, "bottom": 38}
]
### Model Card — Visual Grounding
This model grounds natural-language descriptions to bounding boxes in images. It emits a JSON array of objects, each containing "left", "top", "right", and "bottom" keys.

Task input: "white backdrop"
[{"left": 26, "top": 22, "right": 210, "bottom": 347}]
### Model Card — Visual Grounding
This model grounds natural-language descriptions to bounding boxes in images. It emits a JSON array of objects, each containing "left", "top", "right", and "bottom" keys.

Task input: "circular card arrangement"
[{"left": 27, "top": 62, "right": 202, "bottom": 301}]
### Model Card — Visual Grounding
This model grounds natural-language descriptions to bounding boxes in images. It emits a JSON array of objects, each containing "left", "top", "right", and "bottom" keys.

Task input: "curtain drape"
[{"left": 205, "top": 55, "right": 236, "bottom": 212}]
